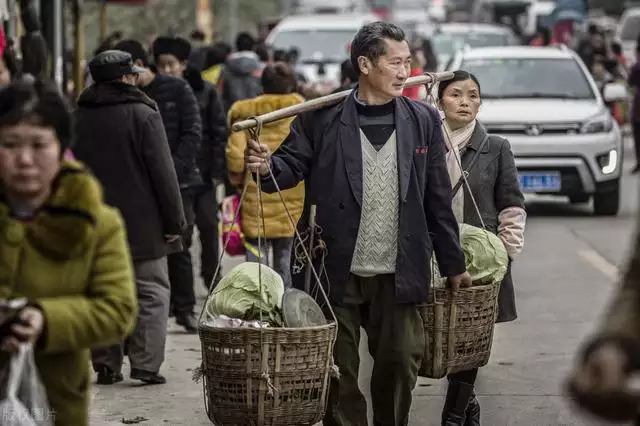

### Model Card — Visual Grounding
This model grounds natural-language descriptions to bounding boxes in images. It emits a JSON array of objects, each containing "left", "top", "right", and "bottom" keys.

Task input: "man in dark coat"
[
  {"left": 74, "top": 50, "right": 186, "bottom": 385},
  {"left": 246, "top": 21, "right": 471, "bottom": 426},
  {"left": 115, "top": 39, "right": 203, "bottom": 332},
  {"left": 153, "top": 35, "right": 228, "bottom": 290},
  {"left": 217, "top": 32, "right": 263, "bottom": 113}
]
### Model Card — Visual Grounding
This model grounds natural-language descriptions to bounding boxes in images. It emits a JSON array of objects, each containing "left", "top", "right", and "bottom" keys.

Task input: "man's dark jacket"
[
  {"left": 259, "top": 94, "right": 466, "bottom": 305},
  {"left": 142, "top": 73, "right": 203, "bottom": 189},
  {"left": 184, "top": 67, "right": 228, "bottom": 185},
  {"left": 73, "top": 82, "right": 186, "bottom": 261}
]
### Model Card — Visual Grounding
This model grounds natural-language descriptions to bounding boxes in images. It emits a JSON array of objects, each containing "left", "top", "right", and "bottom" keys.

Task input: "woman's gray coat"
[{"left": 458, "top": 122, "right": 525, "bottom": 323}]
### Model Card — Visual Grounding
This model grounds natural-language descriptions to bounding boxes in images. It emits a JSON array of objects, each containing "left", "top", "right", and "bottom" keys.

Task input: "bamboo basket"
[
  {"left": 417, "top": 113, "right": 504, "bottom": 379},
  {"left": 418, "top": 281, "right": 500, "bottom": 379},
  {"left": 198, "top": 106, "right": 346, "bottom": 424},
  {"left": 199, "top": 323, "right": 337, "bottom": 426}
]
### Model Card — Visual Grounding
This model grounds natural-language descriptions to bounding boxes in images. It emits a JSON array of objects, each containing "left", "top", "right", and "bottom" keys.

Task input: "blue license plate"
[{"left": 518, "top": 172, "right": 561, "bottom": 192}]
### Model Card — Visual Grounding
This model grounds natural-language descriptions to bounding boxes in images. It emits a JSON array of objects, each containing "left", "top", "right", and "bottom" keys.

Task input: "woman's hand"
[{"left": 0, "top": 306, "right": 45, "bottom": 353}]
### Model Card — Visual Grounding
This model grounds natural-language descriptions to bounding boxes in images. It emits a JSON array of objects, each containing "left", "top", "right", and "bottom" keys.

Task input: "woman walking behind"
[
  {"left": 437, "top": 70, "right": 527, "bottom": 425},
  {"left": 225, "top": 62, "right": 305, "bottom": 287},
  {"left": 0, "top": 80, "right": 137, "bottom": 425}
]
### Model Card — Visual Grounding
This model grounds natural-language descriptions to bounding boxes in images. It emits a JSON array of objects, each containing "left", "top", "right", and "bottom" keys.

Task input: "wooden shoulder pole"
[{"left": 230, "top": 71, "right": 453, "bottom": 133}]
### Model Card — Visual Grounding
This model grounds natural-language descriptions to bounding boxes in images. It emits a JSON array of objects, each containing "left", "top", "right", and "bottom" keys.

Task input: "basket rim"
[
  {"left": 197, "top": 321, "right": 338, "bottom": 332},
  {"left": 432, "top": 282, "right": 496, "bottom": 291}
]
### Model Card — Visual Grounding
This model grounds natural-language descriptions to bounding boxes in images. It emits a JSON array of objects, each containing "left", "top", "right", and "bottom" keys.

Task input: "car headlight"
[
  {"left": 597, "top": 149, "right": 618, "bottom": 175},
  {"left": 581, "top": 111, "right": 613, "bottom": 134}
]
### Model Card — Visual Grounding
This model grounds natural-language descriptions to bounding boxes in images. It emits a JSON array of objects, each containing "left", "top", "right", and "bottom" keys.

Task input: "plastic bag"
[
  {"left": 0, "top": 344, "right": 52, "bottom": 426},
  {"left": 221, "top": 195, "right": 245, "bottom": 256}
]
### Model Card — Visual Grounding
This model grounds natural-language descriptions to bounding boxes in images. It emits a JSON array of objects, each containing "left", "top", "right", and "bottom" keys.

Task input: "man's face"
[
  {"left": 359, "top": 38, "right": 411, "bottom": 99},
  {"left": 156, "top": 54, "right": 186, "bottom": 78}
]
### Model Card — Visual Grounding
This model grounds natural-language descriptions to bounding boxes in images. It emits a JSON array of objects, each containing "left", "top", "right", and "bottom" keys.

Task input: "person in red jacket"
[
  {"left": 530, "top": 26, "right": 553, "bottom": 46},
  {"left": 403, "top": 46, "right": 425, "bottom": 99}
]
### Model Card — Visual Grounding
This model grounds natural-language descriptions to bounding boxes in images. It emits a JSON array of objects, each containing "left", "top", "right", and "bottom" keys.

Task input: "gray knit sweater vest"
[{"left": 350, "top": 129, "right": 399, "bottom": 276}]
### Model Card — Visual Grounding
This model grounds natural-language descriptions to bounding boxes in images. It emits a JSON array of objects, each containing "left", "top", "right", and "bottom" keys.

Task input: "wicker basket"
[
  {"left": 199, "top": 322, "right": 338, "bottom": 426},
  {"left": 418, "top": 281, "right": 500, "bottom": 379}
]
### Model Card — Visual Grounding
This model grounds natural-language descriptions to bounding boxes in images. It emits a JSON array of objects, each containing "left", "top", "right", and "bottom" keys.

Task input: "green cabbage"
[
  {"left": 208, "top": 262, "right": 285, "bottom": 326},
  {"left": 432, "top": 223, "right": 509, "bottom": 287}
]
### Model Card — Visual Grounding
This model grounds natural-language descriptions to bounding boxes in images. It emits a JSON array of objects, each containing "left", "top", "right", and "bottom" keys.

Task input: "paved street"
[{"left": 91, "top": 136, "right": 639, "bottom": 426}]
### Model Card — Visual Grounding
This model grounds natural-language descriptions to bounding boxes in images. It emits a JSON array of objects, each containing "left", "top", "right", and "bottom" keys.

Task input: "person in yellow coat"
[
  {"left": 0, "top": 80, "right": 137, "bottom": 425},
  {"left": 226, "top": 62, "right": 305, "bottom": 287}
]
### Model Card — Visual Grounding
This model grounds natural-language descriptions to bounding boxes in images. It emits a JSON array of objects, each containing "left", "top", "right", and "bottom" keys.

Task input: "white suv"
[{"left": 446, "top": 46, "right": 628, "bottom": 216}]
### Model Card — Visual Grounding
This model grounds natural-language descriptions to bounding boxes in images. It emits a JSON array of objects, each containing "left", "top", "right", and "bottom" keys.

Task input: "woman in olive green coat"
[{"left": 0, "top": 80, "right": 137, "bottom": 425}]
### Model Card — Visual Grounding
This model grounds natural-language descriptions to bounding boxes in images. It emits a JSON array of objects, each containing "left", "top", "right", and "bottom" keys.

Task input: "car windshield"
[
  {"left": 620, "top": 15, "right": 640, "bottom": 41},
  {"left": 270, "top": 29, "right": 356, "bottom": 62},
  {"left": 432, "top": 30, "right": 512, "bottom": 62},
  {"left": 460, "top": 57, "right": 595, "bottom": 99}
]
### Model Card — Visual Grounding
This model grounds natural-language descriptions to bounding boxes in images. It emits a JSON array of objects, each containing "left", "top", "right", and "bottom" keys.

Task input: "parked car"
[
  {"left": 369, "top": 0, "right": 448, "bottom": 23},
  {"left": 265, "top": 13, "right": 379, "bottom": 94},
  {"left": 292, "top": 0, "right": 371, "bottom": 14},
  {"left": 416, "top": 22, "right": 520, "bottom": 70},
  {"left": 446, "top": 45, "right": 627, "bottom": 215}
]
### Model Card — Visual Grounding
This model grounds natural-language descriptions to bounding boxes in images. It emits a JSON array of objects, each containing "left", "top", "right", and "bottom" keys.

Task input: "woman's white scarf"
[{"left": 444, "top": 119, "right": 477, "bottom": 222}]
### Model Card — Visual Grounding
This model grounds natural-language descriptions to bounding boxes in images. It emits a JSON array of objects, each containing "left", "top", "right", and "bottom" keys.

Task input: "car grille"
[{"left": 485, "top": 123, "right": 582, "bottom": 135}]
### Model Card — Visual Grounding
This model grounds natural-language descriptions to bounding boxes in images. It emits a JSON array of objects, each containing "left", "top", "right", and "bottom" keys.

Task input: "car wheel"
[
  {"left": 569, "top": 194, "right": 590, "bottom": 204},
  {"left": 593, "top": 179, "right": 620, "bottom": 216}
]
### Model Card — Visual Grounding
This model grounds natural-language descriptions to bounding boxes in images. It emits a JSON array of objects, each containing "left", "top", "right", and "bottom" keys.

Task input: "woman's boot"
[
  {"left": 442, "top": 380, "right": 474, "bottom": 426},
  {"left": 464, "top": 391, "right": 481, "bottom": 426}
]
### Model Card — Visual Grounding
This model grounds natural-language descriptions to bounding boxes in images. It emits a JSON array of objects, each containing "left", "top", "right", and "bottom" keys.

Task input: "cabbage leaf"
[
  {"left": 431, "top": 223, "right": 509, "bottom": 287},
  {"left": 208, "top": 262, "right": 285, "bottom": 326}
]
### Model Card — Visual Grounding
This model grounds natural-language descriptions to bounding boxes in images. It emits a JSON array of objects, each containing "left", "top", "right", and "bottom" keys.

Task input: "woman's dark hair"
[
  {"left": 0, "top": 79, "right": 74, "bottom": 151},
  {"left": 437, "top": 70, "right": 481, "bottom": 100},
  {"left": 261, "top": 62, "right": 296, "bottom": 95},
  {"left": 273, "top": 49, "right": 289, "bottom": 63},
  {"left": 350, "top": 21, "right": 406, "bottom": 75},
  {"left": 114, "top": 39, "right": 151, "bottom": 67}
]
